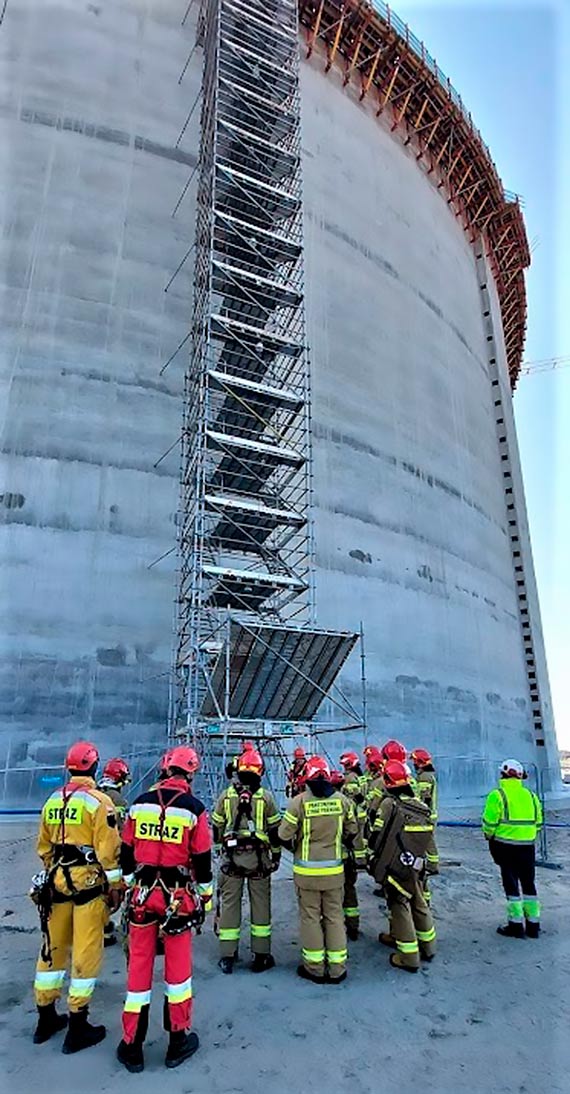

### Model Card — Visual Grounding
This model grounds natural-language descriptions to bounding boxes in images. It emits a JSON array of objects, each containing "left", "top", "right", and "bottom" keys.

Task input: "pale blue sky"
[{"left": 393, "top": 0, "right": 570, "bottom": 746}]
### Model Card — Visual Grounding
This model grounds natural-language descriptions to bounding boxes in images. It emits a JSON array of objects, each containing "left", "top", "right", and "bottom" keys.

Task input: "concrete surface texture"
[
  {"left": 0, "top": 821, "right": 568, "bottom": 1094},
  {"left": 0, "top": 1, "right": 557, "bottom": 801}
]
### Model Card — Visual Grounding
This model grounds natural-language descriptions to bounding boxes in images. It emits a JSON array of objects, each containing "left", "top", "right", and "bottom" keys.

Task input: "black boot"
[
  {"left": 104, "top": 924, "right": 117, "bottom": 948},
  {"left": 327, "top": 970, "right": 347, "bottom": 984},
  {"left": 525, "top": 921, "right": 541, "bottom": 939},
  {"left": 61, "top": 1008, "right": 106, "bottom": 1054},
  {"left": 116, "top": 1005, "right": 148, "bottom": 1073},
  {"left": 218, "top": 956, "right": 234, "bottom": 975},
  {"left": 165, "top": 1030, "right": 199, "bottom": 1069},
  {"left": 296, "top": 964, "right": 325, "bottom": 985},
  {"left": 33, "top": 1003, "right": 68, "bottom": 1044},
  {"left": 251, "top": 954, "right": 275, "bottom": 973},
  {"left": 497, "top": 922, "right": 526, "bottom": 939},
  {"left": 346, "top": 921, "right": 359, "bottom": 941},
  {"left": 117, "top": 1040, "right": 144, "bottom": 1073}
]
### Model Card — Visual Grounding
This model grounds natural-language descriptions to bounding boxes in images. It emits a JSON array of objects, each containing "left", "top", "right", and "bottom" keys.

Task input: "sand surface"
[{"left": 0, "top": 822, "right": 568, "bottom": 1094}]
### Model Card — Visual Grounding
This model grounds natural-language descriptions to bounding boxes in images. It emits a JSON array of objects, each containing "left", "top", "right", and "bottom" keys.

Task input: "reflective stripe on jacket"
[
  {"left": 416, "top": 770, "right": 438, "bottom": 822},
  {"left": 278, "top": 789, "right": 358, "bottom": 889},
  {"left": 37, "top": 776, "right": 122, "bottom": 890},
  {"left": 482, "top": 779, "right": 542, "bottom": 844}
]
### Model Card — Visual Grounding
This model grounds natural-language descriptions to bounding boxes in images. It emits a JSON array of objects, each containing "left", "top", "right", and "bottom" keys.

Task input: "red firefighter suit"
[{"left": 119, "top": 776, "right": 213, "bottom": 1045}]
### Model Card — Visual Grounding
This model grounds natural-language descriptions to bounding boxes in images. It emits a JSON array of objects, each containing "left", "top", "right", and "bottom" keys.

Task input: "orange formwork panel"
[{"left": 297, "top": 0, "right": 530, "bottom": 388}]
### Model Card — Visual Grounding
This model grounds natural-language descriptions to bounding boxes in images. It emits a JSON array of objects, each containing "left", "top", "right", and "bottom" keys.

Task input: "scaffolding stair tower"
[{"left": 170, "top": 0, "right": 363, "bottom": 802}]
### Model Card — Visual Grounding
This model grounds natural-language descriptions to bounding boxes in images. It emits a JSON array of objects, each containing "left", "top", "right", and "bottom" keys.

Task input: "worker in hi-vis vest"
[{"left": 482, "top": 758, "right": 543, "bottom": 938}]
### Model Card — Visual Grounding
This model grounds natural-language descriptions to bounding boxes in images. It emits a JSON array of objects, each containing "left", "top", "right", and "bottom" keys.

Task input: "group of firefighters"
[{"left": 30, "top": 737, "right": 543, "bottom": 1073}]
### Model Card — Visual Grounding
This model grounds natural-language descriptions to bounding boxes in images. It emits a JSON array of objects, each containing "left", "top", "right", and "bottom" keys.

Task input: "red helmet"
[
  {"left": 293, "top": 746, "right": 306, "bottom": 760},
  {"left": 102, "top": 757, "right": 131, "bottom": 783},
  {"left": 365, "top": 746, "right": 383, "bottom": 772},
  {"left": 410, "top": 748, "right": 432, "bottom": 770},
  {"left": 66, "top": 740, "right": 99, "bottom": 772},
  {"left": 381, "top": 739, "right": 407, "bottom": 764},
  {"left": 363, "top": 744, "right": 376, "bottom": 756},
  {"left": 383, "top": 759, "right": 413, "bottom": 789},
  {"left": 237, "top": 749, "right": 264, "bottom": 775},
  {"left": 340, "top": 750, "right": 359, "bottom": 770},
  {"left": 305, "top": 755, "right": 331, "bottom": 781},
  {"left": 241, "top": 740, "right": 255, "bottom": 752},
  {"left": 329, "top": 769, "right": 344, "bottom": 787},
  {"left": 160, "top": 745, "right": 200, "bottom": 775}
]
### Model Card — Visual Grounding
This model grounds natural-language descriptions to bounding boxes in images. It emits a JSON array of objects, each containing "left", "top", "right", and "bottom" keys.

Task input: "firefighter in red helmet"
[
  {"left": 279, "top": 756, "right": 358, "bottom": 983},
  {"left": 339, "top": 751, "right": 368, "bottom": 937},
  {"left": 98, "top": 757, "right": 131, "bottom": 946},
  {"left": 368, "top": 760, "right": 436, "bottom": 972},
  {"left": 116, "top": 745, "right": 212, "bottom": 1073},
  {"left": 410, "top": 748, "right": 440, "bottom": 901},
  {"left": 286, "top": 745, "right": 308, "bottom": 798},
  {"left": 32, "top": 741, "right": 122, "bottom": 1053},
  {"left": 212, "top": 748, "right": 281, "bottom": 975}
]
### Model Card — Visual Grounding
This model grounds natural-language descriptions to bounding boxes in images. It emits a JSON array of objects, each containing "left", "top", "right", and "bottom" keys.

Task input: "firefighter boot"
[
  {"left": 296, "top": 965, "right": 325, "bottom": 985},
  {"left": 251, "top": 954, "right": 275, "bottom": 973},
  {"left": 104, "top": 923, "right": 117, "bottom": 948},
  {"left": 497, "top": 923, "right": 526, "bottom": 939},
  {"left": 116, "top": 1005, "right": 148, "bottom": 1074},
  {"left": 378, "top": 932, "right": 397, "bottom": 949},
  {"left": 218, "top": 956, "right": 234, "bottom": 975},
  {"left": 389, "top": 954, "right": 419, "bottom": 974},
  {"left": 33, "top": 1003, "right": 68, "bottom": 1044},
  {"left": 525, "top": 921, "right": 540, "bottom": 939},
  {"left": 165, "top": 1030, "right": 200, "bottom": 1069},
  {"left": 61, "top": 1008, "right": 106, "bottom": 1054},
  {"left": 117, "top": 1040, "right": 144, "bottom": 1074}
]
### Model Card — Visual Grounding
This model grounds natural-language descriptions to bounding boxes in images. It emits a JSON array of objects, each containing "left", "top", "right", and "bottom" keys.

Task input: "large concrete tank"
[{"left": 0, "top": 0, "right": 558, "bottom": 802}]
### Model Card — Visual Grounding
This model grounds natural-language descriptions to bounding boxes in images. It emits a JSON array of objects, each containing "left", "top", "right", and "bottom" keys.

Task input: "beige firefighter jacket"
[
  {"left": 212, "top": 785, "right": 281, "bottom": 877},
  {"left": 279, "top": 788, "right": 358, "bottom": 890}
]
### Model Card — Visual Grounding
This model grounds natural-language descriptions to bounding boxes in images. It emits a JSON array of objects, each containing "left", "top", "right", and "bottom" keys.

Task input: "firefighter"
[
  {"left": 116, "top": 746, "right": 213, "bottom": 1073},
  {"left": 32, "top": 740, "right": 122, "bottom": 1052},
  {"left": 212, "top": 748, "right": 281, "bottom": 975},
  {"left": 279, "top": 755, "right": 358, "bottom": 984},
  {"left": 368, "top": 759, "right": 436, "bottom": 973},
  {"left": 410, "top": 748, "right": 439, "bottom": 903},
  {"left": 482, "top": 759, "right": 543, "bottom": 938},
  {"left": 98, "top": 757, "right": 131, "bottom": 946},
  {"left": 339, "top": 752, "right": 368, "bottom": 938},
  {"left": 366, "top": 740, "right": 408, "bottom": 829},
  {"left": 286, "top": 746, "right": 307, "bottom": 798}
]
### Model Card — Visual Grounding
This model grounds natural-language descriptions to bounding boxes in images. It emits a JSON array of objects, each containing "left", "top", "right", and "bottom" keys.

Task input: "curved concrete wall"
[
  {"left": 0, "top": 2, "right": 556, "bottom": 800},
  {"left": 301, "top": 60, "right": 555, "bottom": 792},
  {"left": 0, "top": 0, "right": 200, "bottom": 787}
]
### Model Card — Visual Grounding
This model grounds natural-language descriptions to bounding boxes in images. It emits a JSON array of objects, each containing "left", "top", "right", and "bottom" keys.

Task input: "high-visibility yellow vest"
[{"left": 482, "top": 779, "right": 542, "bottom": 844}]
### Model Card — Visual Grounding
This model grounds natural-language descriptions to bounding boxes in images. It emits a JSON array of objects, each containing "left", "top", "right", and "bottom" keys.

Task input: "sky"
[{"left": 392, "top": 0, "right": 570, "bottom": 746}]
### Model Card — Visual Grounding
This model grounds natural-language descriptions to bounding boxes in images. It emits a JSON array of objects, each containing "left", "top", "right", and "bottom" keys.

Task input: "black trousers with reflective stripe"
[{"left": 489, "top": 840, "right": 537, "bottom": 898}]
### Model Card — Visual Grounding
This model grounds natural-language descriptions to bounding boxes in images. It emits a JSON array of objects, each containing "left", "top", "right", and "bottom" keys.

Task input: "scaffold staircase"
[{"left": 170, "top": 0, "right": 363, "bottom": 800}]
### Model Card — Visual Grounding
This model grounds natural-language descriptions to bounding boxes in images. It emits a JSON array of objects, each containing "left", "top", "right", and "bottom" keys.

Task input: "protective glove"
[{"left": 270, "top": 853, "right": 281, "bottom": 873}]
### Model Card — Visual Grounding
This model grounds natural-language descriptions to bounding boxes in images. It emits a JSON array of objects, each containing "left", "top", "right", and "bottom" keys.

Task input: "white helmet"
[{"left": 500, "top": 758, "right": 524, "bottom": 779}]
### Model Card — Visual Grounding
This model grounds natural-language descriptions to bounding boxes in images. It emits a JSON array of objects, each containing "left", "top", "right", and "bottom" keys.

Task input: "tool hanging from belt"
[{"left": 222, "top": 789, "right": 269, "bottom": 878}]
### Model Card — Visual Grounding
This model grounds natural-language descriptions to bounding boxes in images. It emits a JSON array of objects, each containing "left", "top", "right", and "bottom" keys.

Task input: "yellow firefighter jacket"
[
  {"left": 279, "top": 788, "right": 358, "bottom": 890},
  {"left": 37, "top": 775, "right": 122, "bottom": 896}
]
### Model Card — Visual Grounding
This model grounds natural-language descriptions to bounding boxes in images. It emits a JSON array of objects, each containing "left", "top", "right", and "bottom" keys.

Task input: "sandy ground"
[{"left": 0, "top": 821, "right": 568, "bottom": 1094}]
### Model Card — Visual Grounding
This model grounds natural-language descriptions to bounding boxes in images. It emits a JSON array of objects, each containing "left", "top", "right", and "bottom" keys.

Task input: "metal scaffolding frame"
[{"left": 171, "top": 0, "right": 317, "bottom": 744}]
